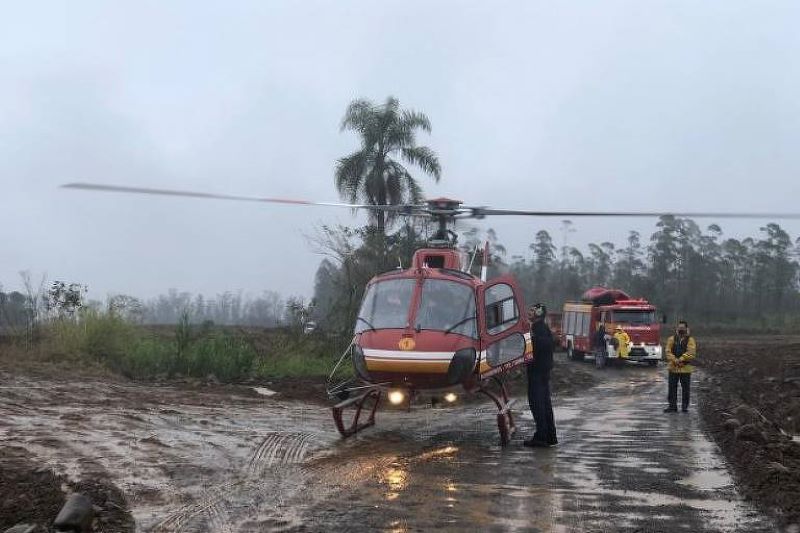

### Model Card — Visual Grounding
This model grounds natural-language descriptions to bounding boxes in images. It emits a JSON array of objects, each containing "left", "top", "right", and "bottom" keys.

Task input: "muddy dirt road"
[{"left": 0, "top": 362, "right": 777, "bottom": 532}]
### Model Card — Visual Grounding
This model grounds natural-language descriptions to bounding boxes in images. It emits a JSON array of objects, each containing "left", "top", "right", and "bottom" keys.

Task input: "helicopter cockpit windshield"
[
  {"left": 355, "top": 278, "right": 415, "bottom": 332},
  {"left": 416, "top": 279, "right": 477, "bottom": 338}
]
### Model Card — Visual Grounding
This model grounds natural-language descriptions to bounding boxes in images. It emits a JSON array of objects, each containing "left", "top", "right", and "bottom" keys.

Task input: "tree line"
[
  {"left": 0, "top": 281, "right": 297, "bottom": 333},
  {"left": 309, "top": 216, "right": 800, "bottom": 334},
  {"left": 506, "top": 217, "right": 800, "bottom": 325}
]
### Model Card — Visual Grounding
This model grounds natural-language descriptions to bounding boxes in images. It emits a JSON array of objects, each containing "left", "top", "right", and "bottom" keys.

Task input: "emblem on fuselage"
[{"left": 398, "top": 337, "right": 416, "bottom": 351}]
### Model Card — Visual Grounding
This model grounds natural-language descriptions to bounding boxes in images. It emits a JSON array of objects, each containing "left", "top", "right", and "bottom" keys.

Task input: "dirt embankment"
[
  {"left": 697, "top": 336, "right": 800, "bottom": 528},
  {"left": 0, "top": 447, "right": 134, "bottom": 532}
]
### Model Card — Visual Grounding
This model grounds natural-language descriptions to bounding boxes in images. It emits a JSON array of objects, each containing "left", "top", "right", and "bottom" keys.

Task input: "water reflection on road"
[{"left": 295, "top": 366, "right": 773, "bottom": 533}]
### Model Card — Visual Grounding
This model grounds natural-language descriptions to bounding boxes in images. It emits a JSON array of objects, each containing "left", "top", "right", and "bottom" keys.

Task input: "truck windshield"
[
  {"left": 611, "top": 310, "right": 656, "bottom": 324},
  {"left": 355, "top": 279, "right": 415, "bottom": 333},
  {"left": 416, "top": 279, "right": 477, "bottom": 338}
]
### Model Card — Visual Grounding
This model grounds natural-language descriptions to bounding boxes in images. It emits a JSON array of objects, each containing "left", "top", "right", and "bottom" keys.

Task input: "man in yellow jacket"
[
  {"left": 664, "top": 320, "right": 696, "bottom": 413},
  {"left": 613, "top": 326, "right": 631, "bottom": 358}
]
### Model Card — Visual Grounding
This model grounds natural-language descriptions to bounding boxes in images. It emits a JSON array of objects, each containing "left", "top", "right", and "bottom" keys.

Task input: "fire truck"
[{"left": 560, "top": 287, "right": 664, "bottom": 368}]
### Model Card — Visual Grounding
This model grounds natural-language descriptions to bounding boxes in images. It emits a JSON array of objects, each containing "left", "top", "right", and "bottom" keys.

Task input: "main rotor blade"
[
  {"left": 62, "top": 182, "right": 416, "bottom": 213},
  {"left": 63, "top": 183, "right": 800, "bottom": 220},
  {"left": 467, "top": 207, "right": 800, "bottom": 219}
]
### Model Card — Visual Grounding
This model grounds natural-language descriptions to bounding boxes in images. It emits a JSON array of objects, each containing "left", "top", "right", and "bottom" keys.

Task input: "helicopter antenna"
[
  {"left": 481, "top": 240, "right": 489, "bottom": 282},
  {"left": 466, "top": 243, "right": 479, "bottom": 274}
]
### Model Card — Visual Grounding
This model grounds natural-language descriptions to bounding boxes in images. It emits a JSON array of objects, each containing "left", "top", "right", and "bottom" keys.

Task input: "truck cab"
[{"left": 598, "top": 300, "right": 662, "bottom": 365}]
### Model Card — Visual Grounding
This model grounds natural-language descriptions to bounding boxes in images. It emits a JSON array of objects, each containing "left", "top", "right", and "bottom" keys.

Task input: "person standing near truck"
[
  {"left": 613, "top": 325, "right": 631, "bottom": 358},
  {"left": 663, "top": 320, "right": 696, "bottom": 413},
  {"left": 524, "top": 303, "right": 558, "bottom": 447},
  {"left": 595, "top": 322, "right": 609, "bottom": 356}
]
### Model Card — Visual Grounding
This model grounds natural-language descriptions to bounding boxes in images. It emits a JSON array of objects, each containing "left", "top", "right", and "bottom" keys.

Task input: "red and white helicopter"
[{"left": 63, "top": 183, "right": 800, "bottom": 444}]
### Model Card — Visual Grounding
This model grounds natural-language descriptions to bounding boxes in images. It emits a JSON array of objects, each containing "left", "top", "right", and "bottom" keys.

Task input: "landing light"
[
  {"left": 388, "top": 390, "right": 405, "bottom": 405},
  {"left": 444, "top": 392, "right": 457, "bottom": 403}
]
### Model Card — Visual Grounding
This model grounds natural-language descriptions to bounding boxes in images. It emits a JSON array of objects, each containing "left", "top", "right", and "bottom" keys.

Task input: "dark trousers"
[
  {"left": 667, "top": 372, "right": 691, "bottom": 409},
  {"left": 527, "top": 365, "right": 557, "bottom": 444}
]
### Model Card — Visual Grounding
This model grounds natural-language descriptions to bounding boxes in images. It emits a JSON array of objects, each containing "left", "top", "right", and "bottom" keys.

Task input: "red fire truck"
[{"left": 560, "top": 287, "right": 663, "bottom": 368}]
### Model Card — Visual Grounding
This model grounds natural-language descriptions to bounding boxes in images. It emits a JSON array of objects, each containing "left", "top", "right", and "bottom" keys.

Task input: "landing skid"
[
  {"left": 478, "top": 377, "right": 516, "bottom": 446},
  {"left": 331, "top": 388, "right": 381, "bottom": 438}
]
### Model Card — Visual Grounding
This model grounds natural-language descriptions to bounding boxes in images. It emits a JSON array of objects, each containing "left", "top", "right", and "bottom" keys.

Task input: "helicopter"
[{"left": 62, "top": 182, "right": 800, "bottom": 445}]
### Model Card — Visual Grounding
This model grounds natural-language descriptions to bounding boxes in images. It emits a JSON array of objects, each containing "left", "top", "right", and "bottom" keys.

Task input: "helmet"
[{"left": 531, "top": 303, "right": 547, "bottom": 319}]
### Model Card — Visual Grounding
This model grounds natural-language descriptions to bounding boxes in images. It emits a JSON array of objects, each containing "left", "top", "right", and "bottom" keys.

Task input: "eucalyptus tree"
[
  {"left": 531, "top": 230, "right": 557, "bottom": 302},
  {"left": 335, "top": 97, "right": 441, "bottom": 237},
  {"left": 648, "top": 215, "right": 682, "bottom": 311},
  {"left": 755, "top": 223, "right": 797, "bottom": 312},
  {"left": 587, "top": 242, "right": 615, "bottom": 287},
  {"left": 614, "top": 230, "right": 645, "bottom": 293}
]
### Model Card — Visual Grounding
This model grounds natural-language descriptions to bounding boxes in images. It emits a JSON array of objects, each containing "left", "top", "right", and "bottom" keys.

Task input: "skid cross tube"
[
  {"left": 331, "top": 387, "right": 381, "bottom": 438},
  {"left": 478, "top": 376, "right": 517, "bottom": 446}
]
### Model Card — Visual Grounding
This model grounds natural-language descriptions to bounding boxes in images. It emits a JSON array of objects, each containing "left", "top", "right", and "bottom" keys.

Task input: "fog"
[{"left": 2, "top": 1, "right": 800, "bottom": 300}]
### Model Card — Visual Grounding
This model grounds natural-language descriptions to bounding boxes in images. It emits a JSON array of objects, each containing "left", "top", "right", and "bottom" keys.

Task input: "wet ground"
[{"left": 0, "top": 357, "right": 778, "bottom": 533}]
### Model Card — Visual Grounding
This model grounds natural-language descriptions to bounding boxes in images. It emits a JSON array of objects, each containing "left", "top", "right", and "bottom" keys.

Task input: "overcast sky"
[{"left": 2, "top": 1, "right": 800, "bottom": 301}]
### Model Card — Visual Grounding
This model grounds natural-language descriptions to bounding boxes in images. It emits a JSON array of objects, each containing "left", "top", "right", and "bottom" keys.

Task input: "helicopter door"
[{"left": 479, "top": 276, "right": 529, "bottom": 377}]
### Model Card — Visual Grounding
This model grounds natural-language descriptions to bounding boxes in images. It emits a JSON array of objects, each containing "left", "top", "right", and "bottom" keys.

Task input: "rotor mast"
[{"left": 426, "top": 198, "right": 463, "bottom": 248}]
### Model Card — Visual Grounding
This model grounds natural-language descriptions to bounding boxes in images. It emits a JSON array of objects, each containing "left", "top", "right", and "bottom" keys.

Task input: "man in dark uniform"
[{"left": 524, "top": 303, "right": 558, "bottom": 447}]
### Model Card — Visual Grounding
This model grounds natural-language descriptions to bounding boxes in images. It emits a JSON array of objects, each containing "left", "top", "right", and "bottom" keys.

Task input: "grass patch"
[
  {"left": 50, "top": 311, "right": 136, "bottom": 361},
  {"left": 9, "top": 313, "right": 348, "bottom": 382},
  {"left": 253, "top": 350, "right": 336, "bottom": 379},
  {"left": 241, "top": 328, "right": 350, "bottom": 379},
  {"left": 184, "top": 333, "right": 257, "bottom": 381},
  {"left": 112, "top": 337, "right": 176, "bottom": 379}
]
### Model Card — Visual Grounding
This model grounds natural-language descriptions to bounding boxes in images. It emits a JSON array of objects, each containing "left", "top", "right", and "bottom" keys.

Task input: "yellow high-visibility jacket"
[
  {"left": 666, "top": 335, "right": 696, "bottom": 373},
  {"left": 613, "top": 330, "right": 631, "bottom": 358}
]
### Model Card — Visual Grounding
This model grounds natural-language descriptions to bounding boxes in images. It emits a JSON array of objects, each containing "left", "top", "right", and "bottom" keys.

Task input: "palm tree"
[{"left": 335, "top": 96, "right": 441, "bottom": 235}]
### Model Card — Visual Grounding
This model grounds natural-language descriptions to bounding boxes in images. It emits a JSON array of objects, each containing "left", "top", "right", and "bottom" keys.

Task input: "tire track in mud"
[
  {"left": 246, "top": 432, "right": 315, "bottom": 475},
  {"left": 204, "top": 497, "right": 232, "bottom": 533},
  {"left": 151, "top": 431, "right": 320, "bottom": 532},
  {"left": 151, "top": 487, "right": 233, "bottom": 533}
]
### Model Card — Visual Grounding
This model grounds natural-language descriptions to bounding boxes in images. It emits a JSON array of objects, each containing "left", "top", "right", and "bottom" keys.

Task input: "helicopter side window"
[
  {"left": 355, "top": 279, "right": 415, "bottom": 333},
  {"left": 416, "top": 279, "right": 477, "bottom": 338},
  {"left": 485, "top": 283, "right": 519, "bottom": 335}
]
